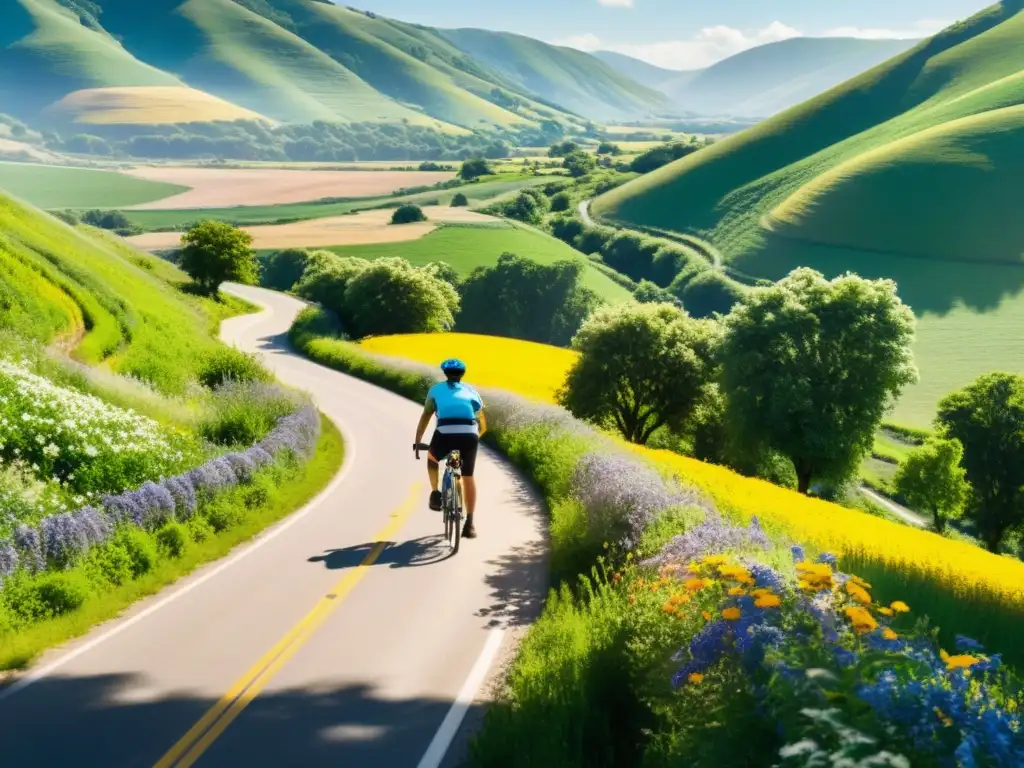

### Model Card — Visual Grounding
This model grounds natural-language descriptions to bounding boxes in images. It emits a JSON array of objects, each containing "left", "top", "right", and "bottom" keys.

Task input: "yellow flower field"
[
  {"left": 359, "top": 332, "right": 577, "bottom": 405},
  {"left": 364, "top": 332, "right": 1024, "bottom": 614}
]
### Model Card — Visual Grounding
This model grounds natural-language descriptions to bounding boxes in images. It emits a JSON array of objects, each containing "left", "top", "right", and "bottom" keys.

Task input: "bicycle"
[{"left": 414, "top": 443, "right": 463, "bottom": 554}]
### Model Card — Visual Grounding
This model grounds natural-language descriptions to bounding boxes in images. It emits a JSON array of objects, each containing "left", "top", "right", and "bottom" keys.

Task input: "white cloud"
[
  {"left": 554, "top": 18, "right": 950, "bottom": 70},
  {"left": 597, "top": 0, "right": 634, "bottom": 7}
]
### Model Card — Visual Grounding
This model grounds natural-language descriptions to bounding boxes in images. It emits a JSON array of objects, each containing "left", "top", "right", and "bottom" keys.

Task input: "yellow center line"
[{"left": 153, "top": 483, "right": 422, "bottom": 768}]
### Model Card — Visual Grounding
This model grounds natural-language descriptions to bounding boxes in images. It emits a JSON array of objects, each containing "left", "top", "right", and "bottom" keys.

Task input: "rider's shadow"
[{"left": 308, "top": 536, "right": 454, "bottom": 570}]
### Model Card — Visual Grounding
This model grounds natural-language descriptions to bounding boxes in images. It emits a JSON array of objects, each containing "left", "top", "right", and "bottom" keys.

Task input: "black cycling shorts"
[{"left": 428, "top": 431, "right": 480, "bottom": 477}]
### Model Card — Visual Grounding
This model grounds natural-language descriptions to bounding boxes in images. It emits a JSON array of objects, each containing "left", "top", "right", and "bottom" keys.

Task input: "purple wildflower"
[
  {"left": 161, "top": 476, "right": 197, "bottom": 517},
  {"left": 13, "top": 523, "right": 44, "bottom": 572},
  {"left": 73, "top": 506, "right": 110, "bottom": 545},
  {"left": 244, "top": 445, "right": 274, "bottom": 469},
  {"left": 103, "top": 491, "right": 147, "bottom": 527},
  {"left": 0, "top": 540, "right": 18, "bottom": 579},
  {"left": 744, "top": 561, "right": 784, "bottom": 592},
  {"left": 137, "top": 482, "right": 175, "bottom": 526},
  {"left": 224, "top": 452, "right": 256, "bottom": 482},
  {"left": 208, "top": 457, "right": 238, "bottom": 487},
  {"left": 42, "top": 513, "right": 89, "bottom": 567},
  {"left": 817, "top": 552, "right": 838, "bottom": 568},
  {"left": 644, "top": 513, "right": 770, "bottom": 569}
]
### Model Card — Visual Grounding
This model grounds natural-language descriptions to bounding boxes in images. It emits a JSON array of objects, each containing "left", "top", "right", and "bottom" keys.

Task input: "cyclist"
[{"left": 413, "top": 358, "right": 486, "bottom": 539}]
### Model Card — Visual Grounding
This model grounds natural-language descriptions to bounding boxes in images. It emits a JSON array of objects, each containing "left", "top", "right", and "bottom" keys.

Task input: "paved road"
[
  {"left": 0, "top": 285, "right": 548, "bottom": 767},
  {"left": 859, "top": 486, "right": 928, "bottom": 529}
]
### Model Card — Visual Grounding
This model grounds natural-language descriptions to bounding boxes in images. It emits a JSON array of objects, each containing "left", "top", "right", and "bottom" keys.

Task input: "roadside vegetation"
[{"left": 0, "top": 190, "right": 343, "bottom": 668}]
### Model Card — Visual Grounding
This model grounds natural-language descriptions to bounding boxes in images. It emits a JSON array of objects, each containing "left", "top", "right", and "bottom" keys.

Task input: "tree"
[
  {"left": 719, "top": 268, "right": 917, "bottom": 494},
  {"left": 457, "top": 253, "right": 599, "bottom": 346},
  {"left": 894, "top": 437, "right": 969, "bottom": 534},
  {"left": 596, "top": 142, "right": 621, "bottom": 156},
  {"left": 391, "top": 204, "right": 426, "bottom": 224},
  {"left": 672, "top": 270, "right": 745, "bottom": 318},
  {"left": 548, "top": 140, "right": 579, "bottom": 157},
  {"left": 179, "top": 221, "right": 259, "bottom": 295},
  {"left": 450, "top": 192, "right": 469, "bottom": 207},
  {"left": 936, "top": 373, "right": 1024, "bottom": 552},
  {"left": 558, "top": 303, "right": 720, "bottom": 445},
  {"left": 629, "top": 142, "right": 699, "bottom": 174},
  {"left": 496, "top": 191, "right": 545, "bottom": 225},
  {"left": 293, "top": 253, "right": 369, "bottom": 328},
  {"left": 262, "top": 248, "right": 311, "bottom": 291},
  {"left": 344, "top": 258, "right": 459, "bottom": 338},
  {"left": 458, "top": 158, "right": 491, "bottom": 180},
  {"left": 563, "top": 150, "right": 596, "bottom": 178},
  {"left": 549, "top": 191, "right": 571, "bottom": 213},
  {"left": 633, "top": 280, "right": 680, "bottom": 306}
]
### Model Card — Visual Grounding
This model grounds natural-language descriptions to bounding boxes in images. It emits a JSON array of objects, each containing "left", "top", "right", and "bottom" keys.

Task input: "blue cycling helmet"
[{"left": 440, "top": 358, "right": 467, "bottom": 376}]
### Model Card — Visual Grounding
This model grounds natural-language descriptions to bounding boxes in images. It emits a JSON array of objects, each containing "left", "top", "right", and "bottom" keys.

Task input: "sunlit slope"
[
  {"left": 0, "top": 0, "right": 180, "bottom": 118},
  {"left": 766, "top": 105, "right": 1024, "bottom": 262},
  {"left": 86, "top": 0, "right": 445, "bottom": 127},
  {"left": 439, "top": 28, "right": 668, "bottom": 121},
  {"left": 257, "top": 0, "right": 531, "bottom": 129},
  {"left": 593, "top": 4, "right": 1024, "bottom": 259},
  {"left": 0, "top": 190, "right": 224, "bottom": 391}
]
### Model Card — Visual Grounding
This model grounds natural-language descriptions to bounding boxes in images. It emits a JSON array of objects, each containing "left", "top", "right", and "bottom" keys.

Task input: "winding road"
[{"left": 0, "top": 286, "right": 548, "bottom": 767}]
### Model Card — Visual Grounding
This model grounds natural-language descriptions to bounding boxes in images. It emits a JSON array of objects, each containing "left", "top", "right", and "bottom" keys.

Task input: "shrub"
[
  {"left": 186, "top": 515, "right": 215, "bottom": 543},
  {"left": 114, "top": 527, "right": 157, "bottom": 579},
  {"left": 550, "top": 216, "right": 584, "bottom": 245},
  {"left": 51, "top": 210, "right": 80, "bottom": 226},
  {"left": 293, "top": 253, "right": 369, "bottom": 327},
  {"left": 4, "top": 571, "right": 90, "bottom": 622},
  {"left": 451, "top": 192, "right": 469, "bottom": 207},
  {"left": 83, "top": 541, "right": 134, "bottom": 586},
  {"left": 204, "top": 497, "right": 245, "bottom": 532},
  {"left": 262, "top": 248, "right": 312, "bottom": 291},
  {"left": 179, "top": 221, "right": 259, "bottom": 295},
  {"left": 155, "top": 522, "right": 189, "bottom": 559},
  {"left": 574, "top": 225, "right": 616, "bottom": 256},
  {"left": 199, "top": 381, "right": 301, "bottom": 447},
  {"left": 198, "top": 346, "right": 272, "bottom": 389},
  {"left": 550, "top": 192, "right": 572, "bottom": 212},
  {"left": 391, "top": 204, "right": 427, "bottom": 224},
  {"left": 459, "top": 158, "right": 491, "bottom": 180},
  {"left": 344, "top": 258, "right": 460, "bottom": 338},
  {"left": 674, "top": 270, "right": 747, "bottom": 319}
]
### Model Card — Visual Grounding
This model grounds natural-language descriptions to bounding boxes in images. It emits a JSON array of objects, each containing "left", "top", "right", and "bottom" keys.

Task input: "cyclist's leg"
[
  {"left": 457, "top": 435, "right": 480, "bottom": 537},
  {"left": 426, "top": 431, "right": 448, "bottom": 511}
]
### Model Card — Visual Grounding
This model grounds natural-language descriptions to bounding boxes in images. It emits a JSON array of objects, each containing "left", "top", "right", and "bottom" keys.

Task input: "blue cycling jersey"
[{"left": 428, "top": 381, "right": 483, "bottom": 434}]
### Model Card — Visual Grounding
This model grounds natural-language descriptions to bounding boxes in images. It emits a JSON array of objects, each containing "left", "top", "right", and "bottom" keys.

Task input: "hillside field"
[
  {"left": 592, "top": 4, "right": 1024, "bottom": 425},
  {"left": 326, "top": 223, "right": 633, "bottom": 303},
  {"left": 0, "top": 161, "right": 189, "bottom": 209}
]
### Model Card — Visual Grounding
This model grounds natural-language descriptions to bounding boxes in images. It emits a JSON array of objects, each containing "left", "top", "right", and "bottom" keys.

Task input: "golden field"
[{"left": 364, "top": 332, "right": 1024, "bottom": 616}]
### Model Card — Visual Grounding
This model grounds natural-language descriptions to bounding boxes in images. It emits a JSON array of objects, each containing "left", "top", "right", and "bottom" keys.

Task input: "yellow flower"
[
  {"left": 891, "top": 601, "right": 910, "bottom": 614},
  {"left": 849, "top": 574, "right": 873, "bottom": 590},
  {"left": 685, "top": 578, "right": 712, "bottom": 591},
  {"left": 940, "top": 649, "right": 950, "bottom": 662},
  {"left": 844, "top": 605, "right": 878, "bottom": 634},
  {"left": 755, "top": 594, "right": 782, "bottom": 609},
  {"left": 934, "top": 708, "right": 953, "bottom": 727},
  {"left": 877, "top": 607, "right": 894, "bottom": 616},
  {"left": 728, "top": 587, "right": 748, "bottom": 596},
  {"left": 945, "top": 654, "right": 980, "bottom": 670},
  {"left": 662, "top": 602, "right": 679, "bottom": 615},
  {"left": 882, "top": 628, "right": 899, "bottom": 641},
  {"left": 717, "top": 564, "right": 753, "bottom": 582},
  {"left": 688, "top": 673, "right": 705, "bottom": 684},
  {"left": 702, "top": 555, "right": 729, "bottom": 567},
  {"left": 722, "top": 607, "right": 742, "bottom": 621},
  {"left": 845, "top": 581, "right": 872, "bottom": 606},
  {"left": 701, "top": 611, "right": 712, "bottom": 621}
]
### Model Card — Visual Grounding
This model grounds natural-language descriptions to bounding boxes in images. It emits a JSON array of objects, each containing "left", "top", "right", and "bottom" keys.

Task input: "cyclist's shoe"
[
  {"left": 462, "top": 517, "right": 477, "bottom": 539},
  {"left": 429, "top": 490, "right": 443, "bottom": 511}
]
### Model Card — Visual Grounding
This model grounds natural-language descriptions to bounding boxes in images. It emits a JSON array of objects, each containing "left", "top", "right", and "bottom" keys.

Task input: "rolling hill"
[
  {"left": 596, "top": 38, "right": 920, "bottom": 118},
  {"left": 592, "top": 2, "right": 1024, "bottom": 425},
  {"left": 438, "top": 28, "right": 669, "bottom": 122},
  {"left": 0, "top": 0, "right": 663, "bottom": 134}
]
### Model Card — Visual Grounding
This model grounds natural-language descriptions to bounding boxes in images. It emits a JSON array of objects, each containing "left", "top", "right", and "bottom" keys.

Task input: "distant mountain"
[
  {"left": 439, "top": 29, "right": 669, "bottom": 122},
  {"left": 596, "top": 37, "right": 921, "bottom": 118}
]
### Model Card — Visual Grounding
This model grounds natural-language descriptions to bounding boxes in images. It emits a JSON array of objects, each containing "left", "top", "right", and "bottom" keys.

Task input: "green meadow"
[{"left": 0, "top": 161, "right": 188, "bottom": 209}]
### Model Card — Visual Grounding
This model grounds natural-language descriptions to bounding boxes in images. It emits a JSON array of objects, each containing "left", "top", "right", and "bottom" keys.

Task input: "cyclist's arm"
[
  {"left": 415, "top": 397, "right": 435, "bottom": 445},
  {"left": 477, "top": 409, "right": 487, "bottom": 437}
]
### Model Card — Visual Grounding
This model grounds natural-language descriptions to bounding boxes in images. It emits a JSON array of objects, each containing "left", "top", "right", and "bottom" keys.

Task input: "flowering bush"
[{"left": 0, "top": 358, "right": 200, "bottom": 495}]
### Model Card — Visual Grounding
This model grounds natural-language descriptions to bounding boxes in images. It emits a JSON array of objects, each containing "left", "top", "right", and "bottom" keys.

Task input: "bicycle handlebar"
[{"left": 413, "top": 442, "right": 430, "bottom": 460}]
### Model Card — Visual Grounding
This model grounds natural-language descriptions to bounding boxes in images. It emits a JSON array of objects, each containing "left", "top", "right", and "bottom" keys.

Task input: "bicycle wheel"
[
  {"left": 442, "top": 479, "right": 453, "bottom": 542},
  {"left": 451, "top": 477, "right": 462, "bottom": 554}
]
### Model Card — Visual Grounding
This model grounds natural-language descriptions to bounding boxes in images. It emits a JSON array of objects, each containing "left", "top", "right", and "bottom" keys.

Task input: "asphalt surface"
[{"left": 0, "top": 285, "right": 548, "bottom": 767}]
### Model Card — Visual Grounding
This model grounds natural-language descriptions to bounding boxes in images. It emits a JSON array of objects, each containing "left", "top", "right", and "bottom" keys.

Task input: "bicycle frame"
[{"left": 414, "top": 443, "right": 463, "bottom": 552}]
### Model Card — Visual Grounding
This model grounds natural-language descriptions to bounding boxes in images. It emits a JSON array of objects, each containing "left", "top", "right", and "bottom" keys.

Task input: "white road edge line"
[
  {"left": 417, "top": 628, "right": 506, "bottom": 768},
  {"left": 0, "top": 384, "right": 358, "bottom": 702}
]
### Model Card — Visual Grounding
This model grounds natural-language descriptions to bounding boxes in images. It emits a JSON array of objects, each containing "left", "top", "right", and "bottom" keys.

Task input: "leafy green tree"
[
  {"left": 457, "top": 253, "right": 599, "bottom": 346},
  {"left": 293, "top": 253, "right": 369, "bottom": 327},
  {"left": 596, "top": 142, "right": 621, "bottom": 155},
  {"left": 719, "top": 268, "right": 918, "bottom": 494},
  {"left": 558, "top": 303, "right": 720, "bottom": 444},
  {"left": 422, "top": 261, "right": 461, "bottom": 289},
  {"left": 548, "top": 141, "right": 579, "bottom": 157},
  {"left": 563, "top": 150, "right": 596, "bottom": 178},
  {"left": 549, "top": 191, "right": 572, "bottom": 212},
  {"left": 673, "top": 270, "right": 745, "bottom": 318},
  {"left": 936, "top": 373, "right": 1024, "bottom": 551},
  {"left": 458, "top": 158, "right": 491, "bottom": 180},
  {"left": 179, "top": 221, "right": 259, "bottom": 295},
  {"left": 550, "top": 216, "right": 584, "bottom": 245},
  {"left": 893, "top": 437, "right": 969, "bottom": 534},
  {"left": 391, "top": 204, "right": 427, "bottom": 224},
  {"left": 633, "top": 280, "right": 680, "bottom": 306},
  {"left": 344, "top": 258, "right": 459, "bottom": 338},
  {"left": 629, "top": 142, "right": 699, "bottom": 174},
  {"left": 262, "top": 248, "right": 311, "bottom": 291},
  {"left": 497, "top": 191, "right": 546, "bottom": 225},
  {"left": 450, "top": 192, "right": 469, "bottom": 207}
]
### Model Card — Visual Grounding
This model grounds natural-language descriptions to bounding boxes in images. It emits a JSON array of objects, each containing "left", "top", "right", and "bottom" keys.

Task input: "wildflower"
[
  {"left": 877, "top": 607, "right": 894, "bottom": 616},
  {"left": 934, "top": 708, "right": 953, "bottom": 728},
  {"left": 702, "top": 555, "right": 728, "bottom": 567},
  {"left": 844, "top": 606, "right": 878, "bottom": 634},
  {"left": 728, "top": 587, "right": 747, "bottom": 596},
  {"left": 849, "top": 574, "right": 872, "bottom": 590},
  {"left": 890, "top": 601, "right": 910, "bottom": 613},
  {"left": 722, "top": 607, "right": 741, "bottom": 621},
  {"left": 754, "top": 594, "right": 781, "bottom": 609},
  {"left": 955, "top": 635, "right": 984, "bottom": 652},
  {"left": 817, "top": 552, "right": 838, "bottom": 568},
  {"left": 685, "top": 578, "right": 712, "bottom": 591},
  {"left": 945, "top": 654, "right": 980, "bottom": 671},
  {"left": 688, "top": 673, "right": 704, "bottom": 684},
  {"left": 845, "top": 581, "right": 872, "bottom": 606},
  {"left": 882, "top": 628, "right": 899, "bottom": 641},
  {"left": 790, "top": 545, "right": 806, "bottom": 563}
]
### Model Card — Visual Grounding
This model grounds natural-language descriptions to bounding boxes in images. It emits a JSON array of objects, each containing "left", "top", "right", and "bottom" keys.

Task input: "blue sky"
[{"left": 345, "top": 0, "right": 988, "bottom": 68}]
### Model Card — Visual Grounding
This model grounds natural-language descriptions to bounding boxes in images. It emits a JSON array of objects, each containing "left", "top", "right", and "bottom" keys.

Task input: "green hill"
[
  {"left": 595, "top": 37, "right": 920, "bottom": 118},
  {"left": 439, "top": 28, "right": 669, "bottom": 121},
  {"left": 593, "top": 3, "right": 1024, "bottom": 425}
]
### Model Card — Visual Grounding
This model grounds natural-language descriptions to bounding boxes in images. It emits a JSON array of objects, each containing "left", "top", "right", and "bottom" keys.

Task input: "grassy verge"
[{"left": 0, "top": 414, "right": 342, "bottom": 672}]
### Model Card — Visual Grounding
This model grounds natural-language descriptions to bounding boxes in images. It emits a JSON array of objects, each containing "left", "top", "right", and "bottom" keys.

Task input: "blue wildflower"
[
  {"left": 955, "top": 635, "right": 985, "bottom": 653},
  {"left": 41, "top": 513, "right": 89, "bottom": 568},
  {"left": 816, "top": 552, "right": 838, "bottom": 568},
  {"left": 790, "top": 545, "right": 806, "bottom": 563}
]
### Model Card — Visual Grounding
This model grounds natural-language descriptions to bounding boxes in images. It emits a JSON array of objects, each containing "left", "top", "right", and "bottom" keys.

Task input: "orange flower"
[
  {"left": 844, "top": 605, "right": 878, "bottom": 634},
  {"left": 881, "top": 628, "right": 899, "bottom": 641},
  {"left": 877, "top": 607, "right": 894, "bottom": 616},
  {"left": 945, "top": 654, "right": 980, "bottom": 671},
  {"left": 685, "top": 578, "right": 712, "bottom": 591},
  {"left": 845, "top": 581, "right": 872, "bottom": 606},
  {"left": 891, "top": 601, "right": 910, "bottom": 614},
  {"left": 702, "top": 611, "right": 712, "bottom": 621},
  {"left": 755, "top": 594, "right": 782, "bottom": 609},
  {"left": 722, "top": 607, "right": 742, "bottom": 621},
  {"left": 688, "top": 673, "right": 705, "bottom": 684},
  {"left": 728, "top": 587, "right": 748, "bottom": 596}
]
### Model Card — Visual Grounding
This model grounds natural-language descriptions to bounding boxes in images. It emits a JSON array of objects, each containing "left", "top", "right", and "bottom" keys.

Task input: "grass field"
[
  {"left": 326, "top": 223, "right": 634, "bottom": 303},
  {"left": 123, "top": 175, "right": 553, "bottom": 231},
  {"left": 0, "top": 190, "right": 245, "bottom": 393},
  {"left": 0, "top": 161, "right": 189, "bottom": 209},
  {"left": 593, "top": 4, "right": 1024, "bottom": 425},
  {"left": 50, "top": 85, "right": 269, "bottom": 125}
]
